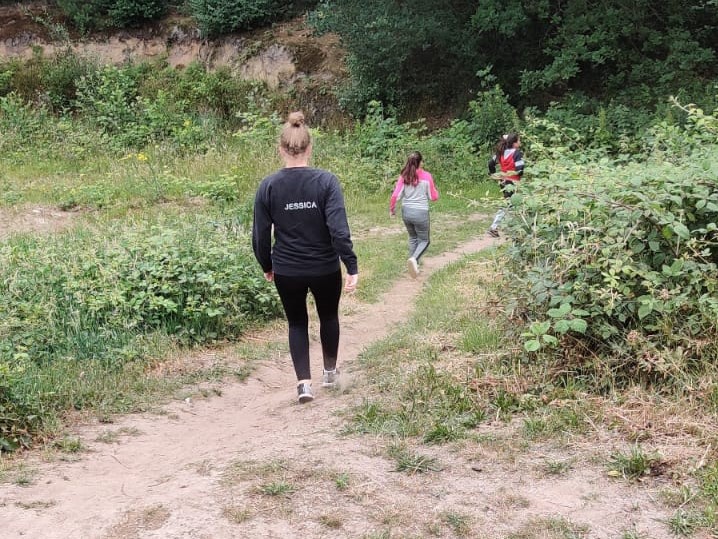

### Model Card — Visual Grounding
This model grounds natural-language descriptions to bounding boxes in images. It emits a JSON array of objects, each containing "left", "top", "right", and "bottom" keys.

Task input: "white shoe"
[
  {"left": 297, "top": 381, "right": 314, "bottom": 403},
  {"left": 407, "top": 257, "right": 419, "bottom": 279},
  {"left": 322, "top": 368, "right": 339, "bottom": 388}
]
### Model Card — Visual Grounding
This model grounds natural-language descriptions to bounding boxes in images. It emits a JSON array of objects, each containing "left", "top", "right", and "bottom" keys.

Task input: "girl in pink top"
[{"left": 389, "top": 151, "right": 439, "bottom": 278}]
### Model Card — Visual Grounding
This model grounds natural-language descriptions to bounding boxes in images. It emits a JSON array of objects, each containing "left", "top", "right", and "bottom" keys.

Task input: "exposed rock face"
[{"left": 0, "top": 3, "right": 347, "bottom": 123}]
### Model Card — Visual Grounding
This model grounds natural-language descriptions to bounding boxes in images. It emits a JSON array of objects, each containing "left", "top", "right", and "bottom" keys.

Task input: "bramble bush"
[
  {"left": 0, "top": 217, "right": 281, "bottom": 450},
  {"left": 505, "top": 100, "right": 718, "bottom": 383},
  {"left": 0, "top": 219, "right": 281, "bottom": 366}
]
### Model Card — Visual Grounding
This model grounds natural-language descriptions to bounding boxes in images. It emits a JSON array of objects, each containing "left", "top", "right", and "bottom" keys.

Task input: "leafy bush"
[
  {"left": 464, "top": 86, "right": 520, "bottom": 153},
  {"left": 505, "top": 112, "right": 718, "bottom": 381},
  {"left": 0, "top": 361, "right": 44, "bottom": 452},
  {"left": 346, "top": 100, "right": 425, "bottom": 188},
  {"left": 107, "top": 0, "right": 167, "bottom": 28},
  {"left": 188, "top": 0, "right": 284, "bottom": 37},
  {"left": 0, "top": 218, "right": 282, "bottom": 367},
  {"left": 74, "top": 63, "right": 226, "bottom": 149},
  {"left": 56, "top": 0, "right": 167, "bottom": 32}
]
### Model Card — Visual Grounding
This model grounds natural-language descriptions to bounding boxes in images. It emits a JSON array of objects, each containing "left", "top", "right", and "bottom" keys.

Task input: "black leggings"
[{"left": 273, "top": 270, "right": 342, "bottom": 381}]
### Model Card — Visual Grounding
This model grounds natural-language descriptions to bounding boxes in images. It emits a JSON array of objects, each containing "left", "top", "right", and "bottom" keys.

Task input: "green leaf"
[
  {"left": 673, "top": 223, "right": 690, "bottom": 239},
  {"left": 542, "top": 334, "right": 558, "bottom": 345},
  {"left": 529, "top": 321, "right": 551, "bottom": 336},
  {"left": 524, "top": 339, "right": 541, "bottom": 352},
  {"left": 554, "top": 319, "right": 571, "bottom": 334},
  {"left": 638, "top": 304, "right": 652, "bottom": 320},
  {"left": 547, "top": 303, "right": 571, "bottom": 318},
  {"left": 569, "top": 319, "right": 588, "bottom": 333}
]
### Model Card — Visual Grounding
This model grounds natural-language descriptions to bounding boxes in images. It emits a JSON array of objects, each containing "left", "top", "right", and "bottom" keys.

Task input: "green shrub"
[
  {"left": 465, "top": 86, "right": 519, "bottom": 153},
  {"left": 0, "top": 218, "right": 282, "bottom": 368},
  {"left": 505, "top": 133, "right": 718, "bottom": 381},
  {"left": 41, "top": 49, "right": 99, "bottom": 111},
  {"left": 188, "top": 0, "right": 285, "bottom": 37},
  {"left": 56, "top": 0, "right": 167, "bottom": 32},
  {"left": 55, "top": 0, "right": 106, "bottom": 33},
  {"left": 108, "top": 0, "right": 167, "bottom": 28},
  {"left": 0, "top": 93, "right": 50, "bottom": 141},
  {"left": 0, "top": 361, "right": 44, "bottom": 452}
]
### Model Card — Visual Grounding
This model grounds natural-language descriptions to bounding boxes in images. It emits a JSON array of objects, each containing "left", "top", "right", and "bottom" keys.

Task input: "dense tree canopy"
[{"left": 312, "top": 0, "right": 718, "bottom": 115}]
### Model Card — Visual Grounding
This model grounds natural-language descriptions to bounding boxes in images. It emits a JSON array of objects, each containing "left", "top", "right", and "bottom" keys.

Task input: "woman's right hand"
[{"left": 344, "top": 273, "right": 358, "bottom": 294}]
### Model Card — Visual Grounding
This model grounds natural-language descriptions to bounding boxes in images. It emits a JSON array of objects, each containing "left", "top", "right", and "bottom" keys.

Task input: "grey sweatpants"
[{"left": 402, "top": 206, "right": 431, "bottom": 261}]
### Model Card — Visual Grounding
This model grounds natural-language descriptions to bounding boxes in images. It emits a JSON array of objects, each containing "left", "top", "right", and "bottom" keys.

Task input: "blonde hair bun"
[{"left": 287, "top": 111, "right": 305, "bottom": 127}]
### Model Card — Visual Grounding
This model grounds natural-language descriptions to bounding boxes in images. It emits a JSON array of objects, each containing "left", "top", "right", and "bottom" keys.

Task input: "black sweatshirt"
[{"left": 252, "top": 167, "right": 358, "bottom": 277}]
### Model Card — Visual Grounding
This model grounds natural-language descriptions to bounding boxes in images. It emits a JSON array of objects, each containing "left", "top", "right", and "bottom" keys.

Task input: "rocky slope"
[{"left": 0, "top": 2, "right": 346, "bottom": 122}]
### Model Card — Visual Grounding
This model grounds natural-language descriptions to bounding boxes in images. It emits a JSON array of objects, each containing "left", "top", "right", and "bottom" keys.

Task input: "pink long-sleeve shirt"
[{"left": 389, "top": 169, "right": 439, "bottom": 214}]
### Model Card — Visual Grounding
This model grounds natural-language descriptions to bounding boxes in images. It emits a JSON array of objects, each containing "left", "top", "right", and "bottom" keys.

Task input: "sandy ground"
[
  {"left": 0, "top": 235, "right": 682, "bottom": 539},
  {"left": 0, "top": 205, "right": 78, "bottom": 240}
]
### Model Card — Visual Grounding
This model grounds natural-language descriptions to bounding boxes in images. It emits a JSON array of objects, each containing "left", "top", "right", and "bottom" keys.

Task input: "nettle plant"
[{"left": 506, "top": 117, "right": 717, "bottom": 380}]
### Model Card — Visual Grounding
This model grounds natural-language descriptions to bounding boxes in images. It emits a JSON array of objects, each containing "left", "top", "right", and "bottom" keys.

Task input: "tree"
[{"left": 313, "top": 0, "right": 718, "bottom": 116}]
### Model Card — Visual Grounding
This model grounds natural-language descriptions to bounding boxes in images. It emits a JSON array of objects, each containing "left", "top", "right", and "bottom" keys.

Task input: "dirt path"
[{"left": 0, "top": 236, "right": 677, "bottom": 539}]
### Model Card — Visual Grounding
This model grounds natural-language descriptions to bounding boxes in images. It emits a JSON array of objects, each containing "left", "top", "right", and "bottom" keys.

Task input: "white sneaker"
[
  {"left": 297, "top": 381, "right": 314, "bottom": 403},
  {"left": 322, "top": 368, "right": 339, "bottom": 388},
  {"left": 407, "top": 257, "right": 419, "bottom": 279}
]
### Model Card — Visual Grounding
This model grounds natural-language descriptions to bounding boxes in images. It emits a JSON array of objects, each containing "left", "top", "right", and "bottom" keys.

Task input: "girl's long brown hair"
[
  {"left": 400, "top": 151, "right": 423, "bottom": 186},
  {"left": 496, "top": 133, "right": 519, "bottom": 156}
]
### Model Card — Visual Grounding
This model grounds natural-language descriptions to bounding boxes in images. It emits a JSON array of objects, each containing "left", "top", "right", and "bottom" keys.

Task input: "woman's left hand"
[
  {"left": 344, "top": 273, "right": 358, "bottom": 294},
  {"left": 264, "top": 271, "right": 274, "bottom": 282}
]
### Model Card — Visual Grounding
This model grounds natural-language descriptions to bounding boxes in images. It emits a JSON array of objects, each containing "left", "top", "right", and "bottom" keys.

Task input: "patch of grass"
[
  {"left": 222, "top": 505, "right": 251, "bottom": 524},
  {"left": 541, "top": 458, "right": 574, "bottom": 476},
  {"left": 95, "top": 426, "right": 142, "bottom": 444},
  {"left": 442, "top": 511, "right": 471, "bottom": 536},
  {"left": 13, "top": 466, "right": 36, "bottom": 487},
  {"left": 14, "top": 499, "right": 57, "bottom": 510},
  {"left": 608, "top": 445, "right": 661, "bottom": 480},
  {"left": 333, "top": 471, "right": 350, "bottom": 491},
  {"left": 423, "top": 423, "right": 465, "bottom": 444},
  {"left": 460, "top": 321, "right": 503, "bottom": 354},
  {"left": 361, "top": 532, "right": 390, "bottom": 539},
  {"left": 258, "top": 480, "right": 296, "bottom": 497},
  {"left": 620, "top": 528, "right": 646, "bottom": 539},
  {"left": 667, "top": 509, "right": 704, "bottom": 536},
  {"left": 52, "top": 436, "right": 83, "bottom": 453},
  {"left": 387, "top": 443, "right": 442, "bottom": 475},
  {"left": 659, "top": 485, "right": 695, "bottom": 508},
  {"left": 344, "top": 400, "right": 406, "bottom": 437},
  {"left": 507, "top": 516, "right": 590, "bottom": 539},
  {"left": 95, "top": 431, "right": 120, "bottom": 444}
]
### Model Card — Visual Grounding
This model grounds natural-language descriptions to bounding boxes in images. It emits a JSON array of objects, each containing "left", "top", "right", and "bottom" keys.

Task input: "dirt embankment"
[{"left": 0, "top": 2, "right": 346, "bottom": 122}]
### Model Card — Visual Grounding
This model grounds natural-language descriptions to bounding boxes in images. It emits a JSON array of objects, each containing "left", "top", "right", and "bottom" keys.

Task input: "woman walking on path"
[
  {"left": 487, "top": 133, "right": 524, "bottom": 237},
  {"left": 252, "top": 111, "right": 359, "bottom": 404},
  {"left": 389, "top": 151, "right": 439, "bottom": 278}
]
